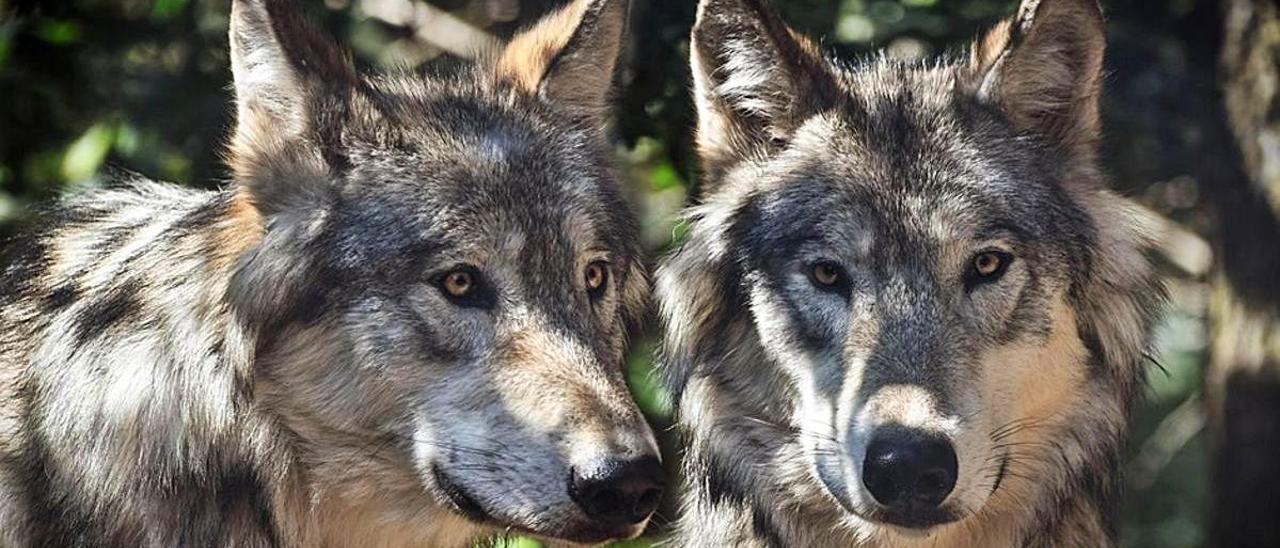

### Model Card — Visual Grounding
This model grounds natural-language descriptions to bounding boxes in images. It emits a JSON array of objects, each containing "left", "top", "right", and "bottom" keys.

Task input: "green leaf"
[
  {"left": 113, "top": 123, "right": 140, "bottom": 157},
  {"left": 486, "top": 537, "right": 542, "bottom": 548},
  {"left": 648, "top": 162, "right": 684, "bottom": 192},
  {"left": 35, "top": 19, "right": 82, "bottom": 45},
  {"left": 625, "top": 341, "right": 673, "bottom": 420},
  {"left": 0, "top": 190, "right": 18, "bottom": 224},
  {"left": 0, "top": 20, "right": 15, "bottom": 69},
  {"left": 23, "top": 150, "right": 65, "bottom": 189},
  {"left": 150, "top": 0, "right": 189, "bottom": 22},
  {"left": 61, "top": 123, "right": 115, "bottom": 183},
  {"left": 667, "top": 219, "right": 692, "bottom": 249},
  {"left": 606, "top": 539, "right": 655, "bottom": 548},
  {"left": 836, "top": 14, "right": 876, "bottom": 43}
]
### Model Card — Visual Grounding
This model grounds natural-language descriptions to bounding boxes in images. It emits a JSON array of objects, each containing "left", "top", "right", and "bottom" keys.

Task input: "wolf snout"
[
  {"left": 862, "top": 426, "right": 958, "bottom": 517},
  {"left": 569, "top": 455, "right": 664, "bottom": 528}
]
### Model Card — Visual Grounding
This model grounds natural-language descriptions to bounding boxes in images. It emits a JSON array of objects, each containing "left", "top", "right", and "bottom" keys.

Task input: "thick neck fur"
[{"left": 0, "top": 183, "right": 479, "bottom": 548}]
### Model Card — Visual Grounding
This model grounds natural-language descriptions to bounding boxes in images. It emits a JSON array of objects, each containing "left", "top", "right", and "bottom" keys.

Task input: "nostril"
[
  {"left": 913, "top": 466, "right": 954, "bottom": 506},
  {"left": 637, "top": 486, "right": 661, "bottom": 509},
  {"left": 862, "top": 426, "right": 958, "bottom": 510},
  {"left": 630, "top": 485, "right": 663, "bottom": 523},
  {"left": 587, "top": 488, "right": 623, "bottom": 518},
  {"left": 569, "top": 456, "right": 665, "bottom": 527}
]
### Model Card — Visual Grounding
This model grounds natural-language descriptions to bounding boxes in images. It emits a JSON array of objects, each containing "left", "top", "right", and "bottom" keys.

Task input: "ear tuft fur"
[
  {"left": 970, "top": 0, "right": 1106, "bottom": 155},
  {"left": 494, "top": 0, "right": 630, "bottom": 123},
  {"left": 228, "top": 0, "right": 356, "bottom": 215},
  {"left": 689, "top": 0, "right": 839, "bottom": 190}
]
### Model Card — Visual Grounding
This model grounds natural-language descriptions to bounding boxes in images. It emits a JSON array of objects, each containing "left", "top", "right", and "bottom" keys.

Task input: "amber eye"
[
  {"left": 968, "top": 250, "right": 1013, "bottom": 286},
  {"left": 811, "top": 261, "right": 843, "bottom": 288},
  {"left": 441, "top": 269, "right": 474, "bottom": 298},
  {"left": 585, "top": 261, "right": 609, "bottom": 298}
]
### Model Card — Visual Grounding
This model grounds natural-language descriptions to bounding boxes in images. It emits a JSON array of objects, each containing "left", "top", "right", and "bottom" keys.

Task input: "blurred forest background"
[{"left": 2, "top": 0, "right": 1278, "bottom": 546}]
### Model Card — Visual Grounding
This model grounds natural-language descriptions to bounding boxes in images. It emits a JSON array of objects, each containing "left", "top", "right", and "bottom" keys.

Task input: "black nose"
[
  {"left": 569, "top": 456, "right": 664, "bottom": 527},
  {"left": 862, "top": 426, "right": 958, "bottom": 510}
]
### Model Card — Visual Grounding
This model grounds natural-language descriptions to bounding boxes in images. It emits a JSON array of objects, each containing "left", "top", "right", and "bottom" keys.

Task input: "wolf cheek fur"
[
  {"left": 0, "top": 0, "right": 663, "bottom": 546},
  {"left": 657, "top": 0, "right": 1165, "bottom": 547}
]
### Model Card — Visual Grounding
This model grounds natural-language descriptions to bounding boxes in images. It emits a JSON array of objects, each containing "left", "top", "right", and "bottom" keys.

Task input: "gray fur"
[
  {"left": 657, "top": 0, "right": 1164, "bottom": 546},
  {"left": 0, "top": 0, "right": 656, "bottom": 546}
]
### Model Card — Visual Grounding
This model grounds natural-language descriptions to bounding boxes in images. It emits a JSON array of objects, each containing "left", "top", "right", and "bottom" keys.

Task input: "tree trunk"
[{"left": 1207, "top": 1, "right": 1280, "bottom": 546}]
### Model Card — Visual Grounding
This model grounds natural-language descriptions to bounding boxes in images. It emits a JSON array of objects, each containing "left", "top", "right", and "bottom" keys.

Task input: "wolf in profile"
[
  {"left": 656, "top": 0, "right": 1164, "bottom": 545},
  {"left": 0, "top": 0, "right": 662, "bottom": 546}
]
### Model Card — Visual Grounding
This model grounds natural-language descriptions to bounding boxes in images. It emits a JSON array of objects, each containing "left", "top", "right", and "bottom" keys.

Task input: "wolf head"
[
  {"left": 222, "top": 0, "right": 658, "bottom": 543},
  {"left": 660, "top": 0, "right": 1161, "bottom": 540}
]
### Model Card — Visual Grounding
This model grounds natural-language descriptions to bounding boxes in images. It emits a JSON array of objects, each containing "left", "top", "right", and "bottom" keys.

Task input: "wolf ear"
[
  {"left": 229, "top": 0, "right": 357, "bottom": 214},
  {"left": 494, "top": 0, "right": 629, "bottom": 123},
  {"left": 970, "top": 0, "right": 1106, "bottom": 155},
  {"left": 690, "top": 0, "right": 839, "bottom": 186}
]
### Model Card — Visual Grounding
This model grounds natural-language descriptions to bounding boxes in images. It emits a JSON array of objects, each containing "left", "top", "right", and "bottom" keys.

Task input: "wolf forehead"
[
  {"left": 342, "top": 80, "right": 609, "bottom": 190},
  {"left": 721, "top": 62, "right": 1097, "bottom": 262},
  {"left": 307, "top": 87, "right": 639, "bottom": 267}
]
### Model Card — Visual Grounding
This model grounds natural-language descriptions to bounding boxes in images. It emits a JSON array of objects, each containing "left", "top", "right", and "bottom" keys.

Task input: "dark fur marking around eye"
[
  {"left": 729, "top": 187, "right": 840, "bottom": 274},
  {"left": 964, "top": 250, "right": 1014, "bottom": 290},
  {"left": 72, "top": 279, "right": 143, "bottom": 345},
  {"left": 995, "top": 275, "right": 1051, "bottom": 345},
  {"left": 432, "top": 266, "right": 496, "bottom": 310},
  {"left": 808, "top": 260, "right": 851, "bottom": 298},
  {"left": 776, "top": 287, "right": 842, "bottom": 353}
]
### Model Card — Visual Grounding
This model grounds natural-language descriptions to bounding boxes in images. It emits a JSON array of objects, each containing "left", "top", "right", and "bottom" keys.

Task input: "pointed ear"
[
  {"left": 229, "top": 0, "right": 357, "bottom": 213},
  {"left": 970, "top": 0, "right": 1106, "bottom": 155},
  {"left": 494, "top": 0, "right": 630, "bottom": 122},
  {"left": 690, "top": 0, "right": 839, "bottom": 185}
]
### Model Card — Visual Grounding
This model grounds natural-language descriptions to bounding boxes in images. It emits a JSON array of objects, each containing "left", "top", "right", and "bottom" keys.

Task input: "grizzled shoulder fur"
[{"left": 0, "top": 181, "right": 276, "bottom": 546}]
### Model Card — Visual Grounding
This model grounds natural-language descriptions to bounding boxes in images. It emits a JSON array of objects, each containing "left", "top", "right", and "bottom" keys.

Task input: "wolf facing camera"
[{"left": 656, "top": 0, "right": 1165, "bottom": 546}]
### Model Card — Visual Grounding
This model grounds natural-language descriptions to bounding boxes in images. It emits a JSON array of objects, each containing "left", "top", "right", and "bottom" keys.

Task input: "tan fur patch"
[
  {"left": 1002, "top": 305, "right": 1088, "bottom": 431},
  {"left": 969, "top": 20, "right": 1012, "bottom": 70},
  {"left": 871, "top": 300, "right": 1092, "bottom": 548},
  {"left": 969, "top": 0, "right": 1105, "bottom": 151},
  {"left": 211, "top": 190, "right": 265, "bottom": 271},
  {"left": 965, "top": 300, "right": 1090, "bottom": 544},
  {"left": 496, "top": 323, "right": 656, "bottom": 460},
  {"left": 493, "top": 0, "right": 591, "bottom": 95},
  {"left": 861, "top": 385, "right": 948, "bottom": 432},
  {"left": 500, "top": 327, "right": 612, "bottom": 436}
]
